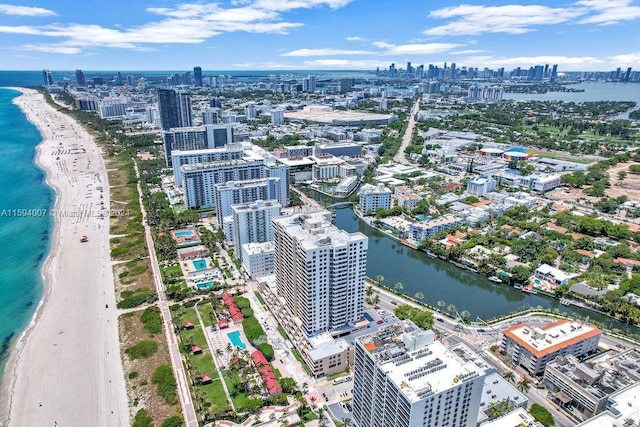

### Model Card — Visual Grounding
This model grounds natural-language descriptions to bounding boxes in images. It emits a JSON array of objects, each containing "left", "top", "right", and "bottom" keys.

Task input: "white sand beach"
[{"left": 1, "top": 88, "right": 128, "bottom": 426}]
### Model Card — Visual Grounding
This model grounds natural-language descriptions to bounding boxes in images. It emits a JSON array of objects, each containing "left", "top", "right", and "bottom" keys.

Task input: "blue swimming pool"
[
  {"left": 227, "top": 331, "right": 247, "bottom": 350},
  {"left": 192, "top": 259, "right": 208, "bottom": 271},
  {"left": 197, "top": 281, "right": 214, "bottom": 290},
  {"left": 175, "top": 230, "right": 195, "bottom": 237}
]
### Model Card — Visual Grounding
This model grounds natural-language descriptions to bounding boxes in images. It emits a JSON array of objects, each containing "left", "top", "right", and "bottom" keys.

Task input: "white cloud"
[
  {"left": 372, "top": 41, "right": 464, "bottom": 55},
  {"left": 21, "top": 43, "right": 82, "bottom": 54},
  {"left": 425, "top": 4, "right": 585, "bottom": 36},
  {"left": 281, "top": 48, "right": 375, "bottom": 56},
  {"left": 0, "top": 0, "right": 353, "bottom": 54},
  {"left": 461, "top": 54, "right": 604, "bottom": 68},
  {"left": 608, "top": 52, "right": 640, "bottom": 66},
  {"left": 346, "top": 36, "right": 365, "bottom": 41},
  {"left": 576, "top": 0, "right": 640, "bottom": 25},
  {"left": 450, "top": 49, "right": 487, "bottom": 55},
  {"left": 0, "top": 4, "right": 56, "bottom": 16}
]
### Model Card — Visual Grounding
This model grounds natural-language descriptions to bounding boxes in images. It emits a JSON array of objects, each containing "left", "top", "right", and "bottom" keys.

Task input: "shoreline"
[{"left": 0, "top": 88, "right": 128, "bottom": 426}]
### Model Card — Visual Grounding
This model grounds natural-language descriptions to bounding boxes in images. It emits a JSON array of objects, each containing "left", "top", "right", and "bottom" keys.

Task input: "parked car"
[
  {"left": 376, "top": 320, "right": 384, "bottom": 325},
  {"left": 436, "top": 318, "right": 444, "bottom": 322}
]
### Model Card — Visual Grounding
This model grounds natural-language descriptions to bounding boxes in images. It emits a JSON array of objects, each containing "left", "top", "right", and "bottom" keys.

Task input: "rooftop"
[
  {"left": 577, "top": 383, "right": 640, "bottom": 426},
  {"left": 503, "top": 320, "right": 602, "bottom": 358},
  {"left": 357, "top": 321, "right": 486, "bottom": 402}
]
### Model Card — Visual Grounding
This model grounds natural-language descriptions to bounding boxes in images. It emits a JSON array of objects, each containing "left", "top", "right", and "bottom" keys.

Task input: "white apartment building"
[
  {"left": 231, "top": 199, "right": 281, "bottom": 260},
  {"left": 181, "top": 159, "right": 266, "bottom": 210},
  {"left": 163, "top": 124, "right": 235, "bottom": 165},
  {"left": 576, "top": 383, "right": 640, "bottom": 426},
  {"left": 353, "top": 322, "right": 487, "bottom": 427},
  {"left": 180, "top": 155, "right": 288, "bottom": 210},
  {"left": 501, "top": 320, "right": 602, "bottom": 375},
  {"left": 408, "top": 215, "right": 463, "bottom": 241},
  {"left": 215, "top": 178, "right": 281, "bottom": 227},
  {"left": 271, "top": 109, "right": 284, "bottom": 125},
  {"left": 241, "top": 241, "right": 275, "bottom": 279},
  {"left": 272, "top": 210, "right": 368, "bottom": 335},
  {"left": 171, "top": 145, "right": 245, "bottom": 186},
  {"left": 359, "top": 183, "right": 392, "bottom": 215},
  {"left": 466, "top": 176, "right": 496, "bottom": 197}
]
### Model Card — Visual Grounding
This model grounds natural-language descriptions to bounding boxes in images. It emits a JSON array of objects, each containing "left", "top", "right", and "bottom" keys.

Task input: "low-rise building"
[
  {"left": 501, "top": 320, "right": 602, "bottom": 375},
  {"left": 241, "top": 242, "right": 276, "bottom": 279},
  {"left": 359, "top": 183, "right": 392, "bottom": 215},
  {"left": 535, "top": 264, "right": 573, "bottom": 286},
  {"left": 544, "top": 350, "right": 640, "bottom": 420},
  {"left": 467, "top": 176, "right": 496, "bottom": 197},
  {"left": 409, "top": 215, "right": 463, "bottom": 241},
  {"left": 576, "top": 383, "right": 640, "bottom": 426}
]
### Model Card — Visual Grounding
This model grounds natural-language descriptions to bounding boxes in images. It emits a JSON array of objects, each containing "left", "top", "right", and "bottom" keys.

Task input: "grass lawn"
[
  {"left": 177, "top": 308, "right": 208, "bottom": 349},
  {"left": 161, "top": 264, "right": 183, "bottom": 277},
  {"left": 197, "top": 303, "right": 215, "bottom": 327},
  {"left": 186, "top": 352, "right": 230, "bottom": 413},
  {"left": 222, "top": 369, "right": 255, "bottom": 411}
]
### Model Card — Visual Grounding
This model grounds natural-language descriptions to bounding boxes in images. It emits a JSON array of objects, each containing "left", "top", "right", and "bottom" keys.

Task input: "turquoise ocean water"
[{"left": 0, "top": 88, "right": 54, "bottom": 378}]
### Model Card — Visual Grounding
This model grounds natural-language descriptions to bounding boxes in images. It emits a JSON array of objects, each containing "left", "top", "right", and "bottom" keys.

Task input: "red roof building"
[
  {"left": 218, "top": 320, "right": 229, "bottom": 329},
  {"left": 251, "top": 350, "right": 282, "bottom": 395},
  {"left": 191, "top": 345, "right": 202, "bottom": 355},
  {"left": 200, "top": 374, "right": 212, "bottom": 384},
  {"left": 184, "top": 321, "right": 194, "bottom": 329}
]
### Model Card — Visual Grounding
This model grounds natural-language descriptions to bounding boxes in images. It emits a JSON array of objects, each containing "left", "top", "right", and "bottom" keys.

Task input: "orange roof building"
[{"left": 501, "top": 319, "right": 602, "bottom": 375}]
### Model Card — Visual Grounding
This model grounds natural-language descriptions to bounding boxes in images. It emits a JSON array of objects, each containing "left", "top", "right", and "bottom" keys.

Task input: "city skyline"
[{"left": 0, "top": 0, "right": 639, "bottom": 71}]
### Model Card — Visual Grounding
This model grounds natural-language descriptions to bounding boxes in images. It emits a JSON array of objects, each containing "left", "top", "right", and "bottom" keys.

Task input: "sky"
[{"left": 0, "top": 0, "right": 639, "bottom": 71}]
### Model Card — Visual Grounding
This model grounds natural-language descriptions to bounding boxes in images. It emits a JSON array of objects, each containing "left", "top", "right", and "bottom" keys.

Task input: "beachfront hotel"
[
  {"left": 171, "top": 145, "right": 245, "bottom": 186},
  {"left": 231, "top": 199, "right": 282, "bottom": 259},
  {"left": 162, "top": 123, "right": 235, "bottom": 166},
  {"left": 352, "top": 321, "right": 487, "bottom": 427},
  {"left": 501, "top": 319, "right": 602, "bottom": 375},
  {"left": 272, "top": 210, "right": 368, "bottom": 335}
]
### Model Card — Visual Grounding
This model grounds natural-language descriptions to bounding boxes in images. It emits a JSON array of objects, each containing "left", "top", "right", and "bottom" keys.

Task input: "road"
[
  {"left": 134, "top": 162, "right": 198, "bottom": 427},
  {"left": 393, "top": 98, "right": 421, "bottom": 165}
]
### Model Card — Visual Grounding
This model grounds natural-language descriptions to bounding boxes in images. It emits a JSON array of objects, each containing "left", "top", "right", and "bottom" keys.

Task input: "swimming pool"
[
  {"left": 197, "top": 281, "right": 214, "bottom": 290},
  {"left": 534, "top": 279, "right": 542, "bottom": 286},
  {"left": 192, "top": 259, "right": 208, "bottom": 271},
  {"left": 227, "top": 331, "right": 247, "bottom": 350},
  {"left": 175, "top": 230, "right": 195, "bottom": 237}
]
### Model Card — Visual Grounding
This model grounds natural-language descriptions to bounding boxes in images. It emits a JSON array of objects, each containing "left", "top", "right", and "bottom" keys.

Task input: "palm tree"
[
  {"left": 517, "top": 378, "right": 532, "bottom": 393},
  {"left": 503, "top": 371, "right": 515, "bottom": 383},
  {"left": 437, "top": 300, "right": 446, "bottom": 312},
  {"left": 310, "top": 395, "right": 317, "bottom": 408},
  {"left": 342, "top": 418, "right": 352, "bottom": 427},
  {"left": 375, "top": 275, "right": 385, "bottom": 286},
  {"left": 446, "top": 304, "right": 457, "bottom": 315},
  {"left": 460, "top": 310, "right": 471, "bottom": 322},
  {"left": 372, "top": 294, "right": 380, "bottom": 305},
  {"left": 366, "top": 286, "right": 374, "bottom": 297},
  {"left": 394, "top": 282, "right": 403, "bottom": 292},
  {"left": 414, "top": 292, "right": 425, "bottom": 301}
]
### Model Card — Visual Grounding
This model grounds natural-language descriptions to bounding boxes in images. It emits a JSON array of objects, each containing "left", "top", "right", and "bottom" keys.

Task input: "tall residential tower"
[{"left": 272, "top": 211, "right": 368, "bottom": 335}]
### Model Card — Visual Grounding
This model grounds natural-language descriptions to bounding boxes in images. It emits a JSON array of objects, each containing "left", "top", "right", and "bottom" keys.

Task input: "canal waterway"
[{"left": 327, "top": 203, "right": 640, "bottom": 336}]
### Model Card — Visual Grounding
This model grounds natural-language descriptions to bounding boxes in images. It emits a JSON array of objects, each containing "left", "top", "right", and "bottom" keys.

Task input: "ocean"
[{"left": 0, "top": 88, "right": 54, "bottom": 378}]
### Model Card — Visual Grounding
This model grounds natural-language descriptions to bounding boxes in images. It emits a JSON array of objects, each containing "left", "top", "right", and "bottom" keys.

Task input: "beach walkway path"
[{"left": 134, "top": 162, "right": 199, "bottom": 427}]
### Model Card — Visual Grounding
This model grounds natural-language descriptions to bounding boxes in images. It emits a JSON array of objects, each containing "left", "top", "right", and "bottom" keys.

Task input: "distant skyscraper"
[
  {"left": 406, "top": 61, "right": 413, "bottom": 76},
  {"left": 303, "top": 75, "right": 316, "bottom": 92},
  {"left": 272, "top": 210, "right": 368, "bottom": 335},
  {"left": 271, "top": 109, "right": 284, "bottom": 125},
  {"left": 42, "top": 70, "right": 53, "bottom": 86},
  {"left": 232, "top": 199, "right": 281, "bottom": 260},
  {"left": 75, "top": 69, "right": 86, "bottom": 86},
  {"left": 450, "top": 62, "right": 457, "bottom": 80},
  {"left": 157, "top": 88, "right": 192, "bottom": 130},
  {"left": 202, "top": 108, "right": 219, "bottom": 125},
  {"left": 193, "top": 66, "right": 203, "bottom": 87},
  {"left": 341, "top": 78, "right": 354, "bottom": 93},
  {"left": 551, "top": 64, "right": 559, "bottom": 81},
  {"left": 116, "top": 72, "right": 123, "bottom": 85}
]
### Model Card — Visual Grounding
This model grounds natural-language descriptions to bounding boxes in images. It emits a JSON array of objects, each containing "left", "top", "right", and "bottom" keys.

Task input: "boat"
[
  {"left": 488, "top": 276, "right": 502, "bottom": 283},
  {"left": 424, "top": 251, "right": 437, "bottom": 259},
  {"left": 513, "top": 283, "right": 524, "bottom": 290},
  {"left": 451, "top": 261, "right": 466, "bottom": 270},
  {"left": 80, "top": 235, "right": 88, "bottom": 243},
  {"left": 522, "top": 286, "right": 533, "bottom": 293}
]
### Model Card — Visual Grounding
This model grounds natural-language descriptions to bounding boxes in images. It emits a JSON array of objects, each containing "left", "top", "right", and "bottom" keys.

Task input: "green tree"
[
  {"left": 394, "top": 282, "right": 404, "bottom": 292},
  {"left": 446, "top": 304, "right": 457, "bottom": 315},
  {"left": 517, "top": 378, "right": 532, "bottom": 393},
  {"left": 460, "top": 310, "right": 471, "bottom": 322},
  {"left": 618, "top": 170, "right": 627, "bottom": 182},
  {"left": 503, "top": 371, "right": 515, "bottom": 383},
  {"left": 437, "top": 300, "right": 446, "bottom": 311},
  {"left": 414, "top": 292, "right": 425, "bottom": 301}
]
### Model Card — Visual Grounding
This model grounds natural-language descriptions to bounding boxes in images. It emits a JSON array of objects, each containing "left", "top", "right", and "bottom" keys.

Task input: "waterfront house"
[{"left": 534, "top": 264, "right": 572, "bottom": 286}]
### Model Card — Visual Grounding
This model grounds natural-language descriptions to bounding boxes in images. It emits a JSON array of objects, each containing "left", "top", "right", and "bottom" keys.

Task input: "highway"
[{"left": 393, "top": 98, "right": 421, "bottom": 165}]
